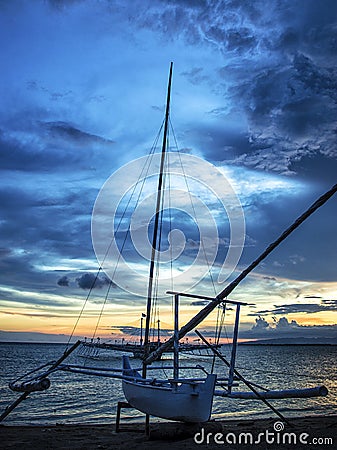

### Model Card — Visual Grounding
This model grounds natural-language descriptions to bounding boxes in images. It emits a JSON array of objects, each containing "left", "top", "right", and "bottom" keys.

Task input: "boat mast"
[{"left": 142, "top": 62, "right": 173, "bottom": 377}]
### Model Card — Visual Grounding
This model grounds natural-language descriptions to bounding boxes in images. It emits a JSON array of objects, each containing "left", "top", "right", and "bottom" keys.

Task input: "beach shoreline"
[{"left": 1, "top": 415, "right": 336, "bottom": 449}]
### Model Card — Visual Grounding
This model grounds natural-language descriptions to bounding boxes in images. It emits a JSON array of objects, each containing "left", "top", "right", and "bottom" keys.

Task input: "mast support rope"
[{"left": 67, "top": 115, "right": 165, "bottom": 348}]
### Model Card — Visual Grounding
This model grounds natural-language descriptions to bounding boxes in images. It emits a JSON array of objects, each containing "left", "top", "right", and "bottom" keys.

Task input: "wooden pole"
[
  {"left": 143, "top": 62, "right": 173, "bottom": 377},
  {"left": 140, "top": 316, "right": 143, "bottom": 346},
  {"left": 173, "top": 294, "right": 179, "bottom": 380},
  {"left": 144, "top": 183, "right": 337, "bottom": 365},
  {"left": 195, "top": 330, "right": 292, "bottom": 427},
  {"left": 228, "top": 304, "right": 240, "bottom": 392},
  {"left": 0, "top": 340, "right": 81, "bottom": 422}
]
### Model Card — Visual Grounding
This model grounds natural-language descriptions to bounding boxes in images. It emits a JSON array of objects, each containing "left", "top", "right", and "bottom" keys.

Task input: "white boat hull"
[{"left": 122, "top": 356, "right": 216, "bottom": 422}]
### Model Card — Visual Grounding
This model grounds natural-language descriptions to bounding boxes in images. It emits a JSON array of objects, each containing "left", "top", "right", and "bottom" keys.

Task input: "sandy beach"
[{"left": 1, "top": 415, "right": 336, "bottom": 449}]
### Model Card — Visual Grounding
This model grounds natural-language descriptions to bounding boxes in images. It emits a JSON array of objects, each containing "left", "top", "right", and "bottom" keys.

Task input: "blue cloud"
[{"left": 0, "top": 0, "right": 335, "bottom": 333}]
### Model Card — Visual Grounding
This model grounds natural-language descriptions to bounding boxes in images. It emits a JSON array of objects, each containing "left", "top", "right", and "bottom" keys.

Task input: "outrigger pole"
[
  {"left": 0, "top": 340, "right": 81, "bottom": 422},
  {"left": 145, "top": 182, "right": 337, "bottom": 365}
]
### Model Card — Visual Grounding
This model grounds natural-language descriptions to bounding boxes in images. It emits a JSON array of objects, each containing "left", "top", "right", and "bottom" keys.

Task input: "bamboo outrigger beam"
[
  {"left": 0, "top": 340, "right": 81, "bottom": 422},
  {"left": 144, "top": 183, "right": 337, "bottom": 365}
]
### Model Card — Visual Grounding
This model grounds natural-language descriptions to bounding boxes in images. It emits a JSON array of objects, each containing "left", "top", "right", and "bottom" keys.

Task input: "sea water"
[{"left": 0, "top": 343, "right": 336, "bottom": 425}]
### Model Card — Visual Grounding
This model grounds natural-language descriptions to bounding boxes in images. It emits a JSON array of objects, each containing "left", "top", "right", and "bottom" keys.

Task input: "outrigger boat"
[
  {"left": 1, "top": 63, "right": 335, "bottom": 425},
  {"left": 78, "top": 337, "right": 220, "bottom": 361}
]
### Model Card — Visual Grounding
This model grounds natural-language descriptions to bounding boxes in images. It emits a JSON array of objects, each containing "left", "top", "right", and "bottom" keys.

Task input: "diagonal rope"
[
  {"left": 67, "top": 122, "right": 165, "bottom": 349},
  {"left": 169, "top": 119, "right": 217, "bottom": 296}
]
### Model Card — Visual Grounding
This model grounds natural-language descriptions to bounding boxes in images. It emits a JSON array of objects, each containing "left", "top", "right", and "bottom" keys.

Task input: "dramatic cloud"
[
  {"left": 76, "top": 273, "right": 110, "bottom": 290},
  {"left": 129, "top": 0, "right": 337, "bottom": 176},
  {"left": 252, "top": 299, "right": 337, "bottom": 316},
  {"left": 241, "top": 316, "right": 337, "bottom": 343},
  {"left": 43, "top": 121, "right": 115, "bottom": 146},
  {"left": 0, "top": 0, "right": 336, "bottom": 339},
  {"left": 57, "top": 276, "right": 70, "bottom": 287}
]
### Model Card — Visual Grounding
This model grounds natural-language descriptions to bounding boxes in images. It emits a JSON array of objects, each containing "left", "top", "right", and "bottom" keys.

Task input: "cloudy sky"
[{"left": 0, "top": 0, "right": 336, "bottom": 343}]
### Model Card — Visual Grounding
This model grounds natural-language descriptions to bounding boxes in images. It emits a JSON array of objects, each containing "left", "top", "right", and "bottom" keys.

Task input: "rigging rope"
[
  {"left": 211, "top": 303, "right": 228, "bottom": 373},
  {"left": 67, "top": 121, "right": 165, "bottom": 349},
  {"left": 169, "top": 119, "right": 217, "bottom": 297}
]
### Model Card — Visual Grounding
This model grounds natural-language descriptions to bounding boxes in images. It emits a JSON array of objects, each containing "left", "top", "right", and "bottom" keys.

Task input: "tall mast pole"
[{"left": 142, "top": 62, "right": 173, "bottom": 377}]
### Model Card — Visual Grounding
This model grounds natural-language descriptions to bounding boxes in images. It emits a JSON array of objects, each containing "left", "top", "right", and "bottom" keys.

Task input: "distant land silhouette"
[{"left": 241, "top": 337, "right": 337, "bottom": 345}]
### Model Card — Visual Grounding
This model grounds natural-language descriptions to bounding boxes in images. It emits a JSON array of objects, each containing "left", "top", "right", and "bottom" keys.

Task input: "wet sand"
[{"left": 1, "top": 415, "right": 336, "bottom": 449}]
